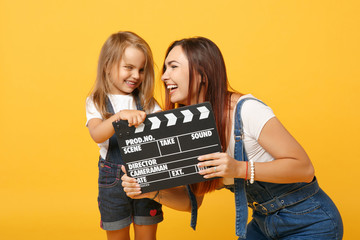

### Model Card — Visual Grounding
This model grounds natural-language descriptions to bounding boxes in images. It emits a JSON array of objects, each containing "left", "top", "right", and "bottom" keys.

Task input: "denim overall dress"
[
  {"left": 233, "top": 98, "right": 343, "bottom": 239},
  {"left": 97, "top": 95, "right": 163, "bottom": 231},
  {"left": 189, "top": 98, "right": 343, "bottom": 239}
]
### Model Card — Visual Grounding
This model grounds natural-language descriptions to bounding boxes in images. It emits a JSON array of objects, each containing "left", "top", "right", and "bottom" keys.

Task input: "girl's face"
[
  {"left": 109, "top": 46, "right": 145, "bottom": 95},
  {"left": 162, "top": 46, "right": 202, "bottom": 105}
]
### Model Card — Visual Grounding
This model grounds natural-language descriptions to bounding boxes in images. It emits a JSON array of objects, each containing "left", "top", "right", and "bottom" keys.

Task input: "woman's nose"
[{"left": 161, "top": 71, "right": 168, "bottom": 82}]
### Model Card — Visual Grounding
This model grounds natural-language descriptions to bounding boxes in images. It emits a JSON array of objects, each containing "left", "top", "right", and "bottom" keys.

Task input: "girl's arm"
[
  {"left": 87, "top": 110, "right": 146, "bottom": 143},
  {"left": 198, "top": 117, "right": 315, "bottom": 183},
  {"left": 121, "top": 166, "right": 204, "bottom": 212}
]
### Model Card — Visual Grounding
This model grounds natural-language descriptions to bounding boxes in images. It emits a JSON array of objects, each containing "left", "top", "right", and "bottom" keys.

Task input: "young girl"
[
  {"left": 86, "top": 31, "right": 163, "bottom": 240},
  {"left": 121, "top": 37, "right": 343, "bottom": 239}
]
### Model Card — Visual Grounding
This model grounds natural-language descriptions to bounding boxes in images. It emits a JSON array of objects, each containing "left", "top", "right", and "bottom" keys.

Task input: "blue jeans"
[
  {"left": 244, "top": 188, "right": 343, "bottom": 240},
  {"left": 98, "top": 159, "right": 163, "bottom": 230}
]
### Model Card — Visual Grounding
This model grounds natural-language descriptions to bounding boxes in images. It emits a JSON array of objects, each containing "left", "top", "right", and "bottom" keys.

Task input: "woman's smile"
[{"left": 167, "top": 84, "right": 178, "bottom": 95}]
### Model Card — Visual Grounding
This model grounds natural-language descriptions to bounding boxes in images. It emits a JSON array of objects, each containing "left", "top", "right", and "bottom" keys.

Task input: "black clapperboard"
[{"left": 112, "top": 102, "right": 221, "bottom": 193}]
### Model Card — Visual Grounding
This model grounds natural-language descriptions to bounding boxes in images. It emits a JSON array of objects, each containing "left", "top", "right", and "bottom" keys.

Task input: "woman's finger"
[
  {"left": 199, "top": 167, "right": 221, "bottom": 178},
  {"left": 198, "top": 165, "right": 220, "bottom": 175},
  {"left": 121, "top": 165, "right": 127, "bottom": 174},
  {"left": 121, "top": 165, "right": 140, "bottom": 188},
  {"left": 197, "top": 157, "right": 224, "bottom": 168},
  {"left": 197, "top": 152, "right": 222, "bottom": 161},
  {"left": 125, "top": 191, "right": 143, "bottom": 198}
]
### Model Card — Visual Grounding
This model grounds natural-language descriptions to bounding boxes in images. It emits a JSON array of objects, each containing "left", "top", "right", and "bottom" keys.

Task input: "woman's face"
[{"left": 162, "top": 46, "right": 202, "bottom": 105}]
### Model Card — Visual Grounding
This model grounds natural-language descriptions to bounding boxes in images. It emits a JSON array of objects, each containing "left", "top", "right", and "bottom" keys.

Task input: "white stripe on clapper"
[
  {"left": 134, "top": 123, "right": 145, "bottom": 133},
  {"left": 197, "top": 106, "right": 210, "bottom": 119},
  {"left": 148, "top": 117, "right": 161, "bottom": 130},
  {"left": 180, "top": 109, "right": 193, "bottom": 123},
  {"left": 164, "top": 113, "right": 177, "bottom": 126}
]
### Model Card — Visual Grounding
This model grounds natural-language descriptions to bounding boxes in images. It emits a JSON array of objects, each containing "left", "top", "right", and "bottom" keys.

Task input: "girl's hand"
[
  {"left": 115, "top": 110, "right": 146, "bottom": 127},
  {"left": 197, "top": 152, "right": 245, "bottom": 179},
  {"left": 121, "top": 165, "right": 157, "bottom": 199}
]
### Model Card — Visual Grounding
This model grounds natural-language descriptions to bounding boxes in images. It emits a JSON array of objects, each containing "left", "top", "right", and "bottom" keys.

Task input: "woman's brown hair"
[{"left": 162, "top": 37, "right": 234, "bottom": 195}]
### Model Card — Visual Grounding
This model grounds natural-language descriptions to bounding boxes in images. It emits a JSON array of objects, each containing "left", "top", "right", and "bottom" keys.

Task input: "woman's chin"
[{"left": 170, "top": 96, "right": 186, "bottom": 105}]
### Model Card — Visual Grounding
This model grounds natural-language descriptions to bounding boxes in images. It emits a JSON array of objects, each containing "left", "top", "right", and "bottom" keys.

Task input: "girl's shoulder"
[{"left": 85, "top": 96, "right": 95, "bottom": 109}]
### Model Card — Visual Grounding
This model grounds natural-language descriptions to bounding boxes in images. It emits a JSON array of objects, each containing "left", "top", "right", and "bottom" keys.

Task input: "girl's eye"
[
  {"left": 171, "top": 65, "right": 178, "bottom": 69},
  {"left": 125, "top": 66, "right": 133, "bottom": 70},
  {"left": 139, "top": 68, "right": 144, "bottom": 73}
]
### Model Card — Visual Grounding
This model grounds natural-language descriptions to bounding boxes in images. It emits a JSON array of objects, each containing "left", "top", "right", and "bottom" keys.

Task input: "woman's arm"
[
  {"left": 121, "top": 166, "right": 204, "bottom": 212},
  {"left": 87, "top": 110, "right": 146, "bottom": 143},
  {"left": 198, "top": 117, "right": 315, "bottom": 183},
  {"left": 254, "top": 117, "right": 314, "bottom": 183}
]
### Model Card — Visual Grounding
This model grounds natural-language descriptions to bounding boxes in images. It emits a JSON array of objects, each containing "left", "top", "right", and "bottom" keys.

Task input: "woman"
[{"left": 121, "top": 37, "right": 343, "bottom": 239}]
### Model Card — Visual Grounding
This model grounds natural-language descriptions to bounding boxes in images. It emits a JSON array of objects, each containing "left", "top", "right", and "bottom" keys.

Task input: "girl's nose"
[{"left": 133, "top": 70, "right": 140, "bottom": 79}]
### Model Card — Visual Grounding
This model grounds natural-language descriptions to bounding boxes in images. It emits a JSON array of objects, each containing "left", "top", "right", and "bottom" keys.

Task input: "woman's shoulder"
[
  {"left": 230, "top": 93, "right": 265, "bottom": 111},
  {"left": 232, "top": 94, "right": 274, "bottom": 123},
  {"left": 236, "top": 94, "right": 268, "bottom": 108},
  {"left": 237, "top": 95, "right": 275, "bottom": 138},
  {"left": 238, "top": 93, "right": 258, "bottom": 102},
  {"left": 229, "top": 93, "right": 274, "bottom": 122}
]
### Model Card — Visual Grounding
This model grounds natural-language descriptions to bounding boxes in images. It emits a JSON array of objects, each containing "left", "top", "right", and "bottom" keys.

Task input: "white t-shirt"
[
  {"left": 86, "top": 94, "right": 161, "bottom": 159},
  {"left": 223, "top": 94, "right": 275, "bottom": 185}
]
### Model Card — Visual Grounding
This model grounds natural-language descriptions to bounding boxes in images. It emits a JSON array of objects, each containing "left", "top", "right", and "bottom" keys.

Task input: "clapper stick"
[{"left": 113, "top": 102, "right": 221, "bottom": 193}]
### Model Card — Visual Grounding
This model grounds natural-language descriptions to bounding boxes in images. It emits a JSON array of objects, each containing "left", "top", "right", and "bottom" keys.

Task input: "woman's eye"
[
  {"left": 171, "top": 65, "right": 178, "bottom": 69},
  {"left": 125, "top": 66, "right": 132, "bottom": 70},
  {"left": 139, "top": 68, "right": 144, "bottom": 73}
]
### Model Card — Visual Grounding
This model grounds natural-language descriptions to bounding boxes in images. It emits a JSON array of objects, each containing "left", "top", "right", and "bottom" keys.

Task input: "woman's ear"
[
  {"left": 201, "top": 74, "right": 208, "bottom": 84},
  {"left": 194, "top": 72, "right": 205, "bottom": 84}
]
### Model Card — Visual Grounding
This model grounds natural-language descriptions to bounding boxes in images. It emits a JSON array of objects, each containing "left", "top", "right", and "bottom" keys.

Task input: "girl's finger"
[{"left": 137, "top": 114, "right": 144, "bottom": 125}]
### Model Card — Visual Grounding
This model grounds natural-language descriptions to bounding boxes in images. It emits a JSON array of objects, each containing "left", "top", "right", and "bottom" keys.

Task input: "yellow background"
[{"left": 1, "top": 0, "right": 359, "bottom": 239}]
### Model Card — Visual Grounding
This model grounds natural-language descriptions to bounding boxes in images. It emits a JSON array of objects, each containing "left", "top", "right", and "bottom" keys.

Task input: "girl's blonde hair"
[{"left": 90, "top": 31, "right": 157, "bottom": 119}]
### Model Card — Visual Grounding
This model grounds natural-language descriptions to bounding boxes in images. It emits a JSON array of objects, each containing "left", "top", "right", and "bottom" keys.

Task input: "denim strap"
[
  {"left": 234, "top": 97, "right": 266, "bottom": 238},
  {"left": 134, "top": 93, "right": 142, "bottom": 111},
  {"left": 105, "top": 95, "right": 143, "bottom": 163},
  {"left": 186, "top": 185, "right": 198, "bottom": 230}
]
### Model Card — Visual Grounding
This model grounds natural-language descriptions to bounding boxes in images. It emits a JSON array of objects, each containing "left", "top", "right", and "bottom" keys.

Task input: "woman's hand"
[
  {"left": 121, "top": 166, "right": 204, "bottom": 211},
  {"left": 197, "top": 152, "right": 246, "bottom": 179},
  {"left": 121, "top": 165, "right": 157, "bottom": 199}
]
